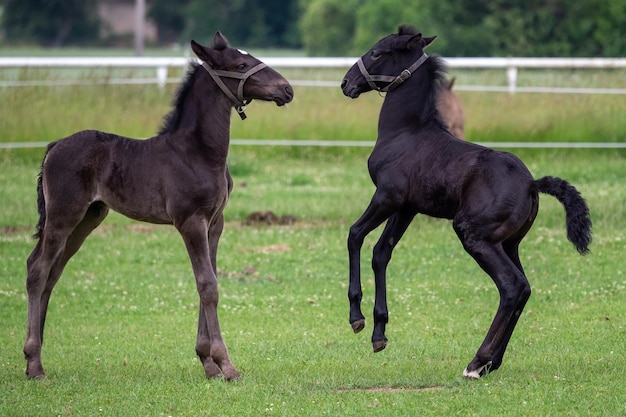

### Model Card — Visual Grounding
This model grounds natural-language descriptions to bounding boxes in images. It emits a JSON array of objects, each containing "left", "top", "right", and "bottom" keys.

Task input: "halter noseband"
[
  {"left": 201, "top": 61, "right": 268, "bottom": 120},
  {"left": 357, "top": 52, "right": 429, "bottom": 93}
]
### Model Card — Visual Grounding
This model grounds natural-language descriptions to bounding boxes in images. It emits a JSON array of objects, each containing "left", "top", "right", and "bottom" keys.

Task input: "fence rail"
[
  {"left": 1, "top": 140, "right": 625, "bottom": 150},
  {"left": 1, "top": 56, "right": 625, "bottom": 92}
]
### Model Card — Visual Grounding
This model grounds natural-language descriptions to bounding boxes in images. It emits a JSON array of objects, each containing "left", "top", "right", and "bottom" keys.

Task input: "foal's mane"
[
  {"left": 384, "top": 25, "right": 449, "bottom": 127},
  {"left": 421, "top": 55, "right": 449, "bottom": 128},
  {"left": 158, "top": 37, "right": 230, "bottom": 135},
  {"left": 158, "top": 62, "right": 201, "bottom": 135}
]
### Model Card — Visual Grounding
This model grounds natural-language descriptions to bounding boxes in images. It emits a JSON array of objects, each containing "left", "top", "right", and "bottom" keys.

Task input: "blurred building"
[{"left": 98, "top": 0, "right": 157, "bottom": 44}]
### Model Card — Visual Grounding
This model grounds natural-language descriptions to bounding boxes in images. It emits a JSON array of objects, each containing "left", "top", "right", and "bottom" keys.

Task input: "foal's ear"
[
  {"left": 211, "top": 31, "right": 230, "bottom": 50},
  {"left": 421, "top": 35, "right": 437, "bottom": 49},
  {"left": 406, "top": 34, "right": 437, "bottom": 50},
  {"left": 190, "top": 39, "right": 220, "bottom": 67}
]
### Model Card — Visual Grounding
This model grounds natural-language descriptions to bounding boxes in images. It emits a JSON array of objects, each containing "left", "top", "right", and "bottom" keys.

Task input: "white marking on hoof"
[
  {"left": 463, "top": 361, "right": 492, "bottom": 379},
  {"left": 463, "top": 368, "right": 481, "bottom": 379}
]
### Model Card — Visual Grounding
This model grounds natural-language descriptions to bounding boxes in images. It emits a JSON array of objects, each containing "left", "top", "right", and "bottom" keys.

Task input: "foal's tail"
[
  {"left": 33, "top": 142, "right": 58, "bottom": 240},
  {"left": 535, "top": 176, "right": 592, "bottom": 255}
]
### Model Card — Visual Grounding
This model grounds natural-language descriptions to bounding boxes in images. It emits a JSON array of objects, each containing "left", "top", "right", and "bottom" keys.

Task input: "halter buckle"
[
  {"left": 398, "top": 69, "right": 412, "bottom": 82},
  {"left": 235, "top": 105, "right": 247, "bottom": 120}
]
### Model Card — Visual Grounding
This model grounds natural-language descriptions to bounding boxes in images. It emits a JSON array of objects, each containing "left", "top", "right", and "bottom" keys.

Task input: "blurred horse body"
[{"left": 439, "top": 77, "right": 465, "bottom": 139}]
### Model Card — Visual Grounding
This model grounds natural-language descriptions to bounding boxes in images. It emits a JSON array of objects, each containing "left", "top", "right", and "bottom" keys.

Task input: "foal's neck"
[
  {"left": 171, "top": 68, "right": 233, "bottom": 161},
  {"left": 378, "top": 72, "right": 438, "bottom": 136}
]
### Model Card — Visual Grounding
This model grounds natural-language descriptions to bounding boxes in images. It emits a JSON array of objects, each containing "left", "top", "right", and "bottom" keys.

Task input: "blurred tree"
[
  {"left": 2, "top": 0, "right": 99, "bottom": 46},
  {"left": 299, "top": 0, "right": 358, "bottom": 56},
  {"left": 429, "top": 0, "right": 626, "bottom": 57},
  {"left": 352, "top": 0, "right": 429, "bottom": 53},
  {"left": 1, "top": 0, "right": 624, "bottom": 56},
  {"left": 148, "top": 0, "right": 190, "bottom": 45},
  {"left": 261, "top": 0, "right": 300, "bottom": 48},
  {"left": 424, "top": 0, "right": 501, "bottom": 56},
  {"left": 183, "top": 0, "right": 299, "bottom": 48},
  {"left": 300, "top": 0, "right": 626, "bottom": 57}
]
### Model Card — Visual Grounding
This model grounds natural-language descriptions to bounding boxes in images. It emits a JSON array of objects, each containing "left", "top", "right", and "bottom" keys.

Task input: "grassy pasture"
[
  {"left": 1, "top": 65, "right": 625, "bottom": 144},
  {"left": 1, "top": 65, "right": 625, "bottom": 416}
]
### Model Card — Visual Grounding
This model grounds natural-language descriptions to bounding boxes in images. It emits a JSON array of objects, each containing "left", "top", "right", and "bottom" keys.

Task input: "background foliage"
[
  {"left": 1, "top": 0, "right": 100, "bottom": 47},
  {"left": 1, "top": 0, "right": 625, "bottom": 56}
]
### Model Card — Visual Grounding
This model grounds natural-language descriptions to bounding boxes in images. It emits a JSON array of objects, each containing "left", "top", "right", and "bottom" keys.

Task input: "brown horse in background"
[
  {"left": 438, "top": 77, "right": 465, "bottom": 139},
  {"left": 24, "top": 32, "right": 293, "bottom": 381}
]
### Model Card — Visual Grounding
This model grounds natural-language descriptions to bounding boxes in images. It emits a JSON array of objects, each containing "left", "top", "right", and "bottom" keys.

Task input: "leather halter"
[
  {"left": 357, "top": 52, "right": 429, "bottom": 93},
  {"left": 201, "top": 61, "right": 268, "bottom": 120}
]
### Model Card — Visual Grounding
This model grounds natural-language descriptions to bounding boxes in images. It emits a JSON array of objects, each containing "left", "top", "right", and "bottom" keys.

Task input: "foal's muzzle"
[
  {"left": 340, "top": 75, "right": 363, "bottom": 98},
  {"left": 274, "top": 84, "right": 294, "bottom": 106}
]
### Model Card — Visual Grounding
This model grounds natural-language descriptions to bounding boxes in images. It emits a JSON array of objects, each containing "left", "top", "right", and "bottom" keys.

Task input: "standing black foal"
[
  {"left": 341, "top": 25, "right": 591, "bottom": 379},
  {"left": 24, "top": 32, "right": 293, "bottom": 381}
]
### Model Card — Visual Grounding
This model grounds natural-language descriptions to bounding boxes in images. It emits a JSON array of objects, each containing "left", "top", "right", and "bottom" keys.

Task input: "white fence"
[{"left": 1, "top": 56, "right": 626, "bottom": 93}]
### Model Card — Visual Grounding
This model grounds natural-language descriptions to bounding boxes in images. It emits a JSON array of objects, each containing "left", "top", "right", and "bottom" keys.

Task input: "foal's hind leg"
[
  {"left": 370, "top": 210, "right": 415, "bottom": 352},
  {"left": 458, "top": 238, "right": 531, "bottom": 379},
  {"left": 25, "top": 203, "right": 108, "bottom": 378},
  {"left": 487, "top": 240, "right": 530, "bottom": 372},
  {"left": 37, "top": 203, "right": 109, "bottom": 340}
]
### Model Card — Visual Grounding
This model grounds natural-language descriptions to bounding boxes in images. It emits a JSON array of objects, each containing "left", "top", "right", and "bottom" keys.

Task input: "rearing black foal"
[
  {"left": 24, "top": 32, "right": 293, "bottom": 381},
  {"left": 341, "top": 25, "right": 591, "bottom": 379}
]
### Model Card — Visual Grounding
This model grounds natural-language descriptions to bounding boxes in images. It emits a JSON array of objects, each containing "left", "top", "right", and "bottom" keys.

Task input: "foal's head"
[
  {"left": 341, "top": 25, "right": 436, "bottom": 98},
  {"left": 191, "top": 32, "right": 293, "bottom": 107}
]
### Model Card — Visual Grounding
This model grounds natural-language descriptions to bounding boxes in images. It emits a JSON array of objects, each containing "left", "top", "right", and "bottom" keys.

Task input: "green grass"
[
  {"left": 1, "top": 147, "right": 625, "bottom": 416},
  {"left": 1, "top": 66, "right": 625, "bottom": 415}
]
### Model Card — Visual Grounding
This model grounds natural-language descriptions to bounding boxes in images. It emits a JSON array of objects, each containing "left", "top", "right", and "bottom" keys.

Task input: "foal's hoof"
[
  {"left": 351, "top": 319, "right": 365, "bottom": 334},
  {"left": 372, "top": 339, "right": 387, "bottom": 353},
  {"left": 25, "top": 364, "right": 46, "bottom": 380},
  {"left": 223, "top": 367, "right": 242, "bottom": 382},
  {"left": 463, "top": 361, "right": 493, "bottom": 379},
  {"left": 204, "top": 363, "right": 223, "bottom": 379}
]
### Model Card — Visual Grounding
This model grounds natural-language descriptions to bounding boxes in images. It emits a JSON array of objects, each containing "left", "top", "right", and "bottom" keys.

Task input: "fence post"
[
  {"left": 156, "top": 66, "right": 168, "bottom": 89},
  {"left": 506, "top": 65, "right": 518, "bottom": 94}
]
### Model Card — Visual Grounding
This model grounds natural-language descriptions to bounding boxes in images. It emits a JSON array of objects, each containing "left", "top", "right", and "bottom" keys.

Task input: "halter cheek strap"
[
  {"left": 357, "top": 52, "right": 429, "bottom": 93},
  {"left": 201, "top": 61, "right": 268, "bottom": 120}
]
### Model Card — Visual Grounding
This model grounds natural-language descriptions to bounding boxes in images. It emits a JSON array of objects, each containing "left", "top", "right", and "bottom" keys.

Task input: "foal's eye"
[
  {"left": 371, "top": 50, "right": 383, "bottom": 61},
  {"left": 236, "top": 63, "right": 247, "bottom": 70}
]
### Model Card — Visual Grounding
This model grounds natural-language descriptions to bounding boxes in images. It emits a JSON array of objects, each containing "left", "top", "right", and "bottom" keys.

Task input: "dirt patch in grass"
[
  {"left": 0, "top": 225, "right": 32, "bottom": 235},
  {"left": 336, "top": 386, "right": 444, "bottom": 393}
]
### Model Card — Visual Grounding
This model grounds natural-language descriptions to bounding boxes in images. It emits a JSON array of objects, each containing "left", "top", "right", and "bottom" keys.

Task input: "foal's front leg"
[
  {"left": 370, "top": 211, "right": 415, "bottom": 352},
  {"left": 179, "top": 216, "right": 240, "bottom": 381},
  {"left": 347, "top": 195, "right": 395, "bottom": 334}
]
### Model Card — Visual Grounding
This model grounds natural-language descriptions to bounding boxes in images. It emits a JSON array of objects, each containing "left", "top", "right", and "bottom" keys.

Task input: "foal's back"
[
  {"left": 371, "top": 125, "right": 535, "bottom": 220},
  {"left": 42, "top": 129, "right": 219, "bottom": 226}
]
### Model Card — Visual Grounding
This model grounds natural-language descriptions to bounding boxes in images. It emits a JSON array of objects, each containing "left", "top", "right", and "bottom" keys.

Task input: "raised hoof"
[
  {"left": 463, "top": 361, "right": 492, "bottom": 379},
  {"left": 372, "top": 339, "right": 387, "bottom": 353},
  {"left": 351, "top": 319, "right": 365, "bottom": 334}
]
